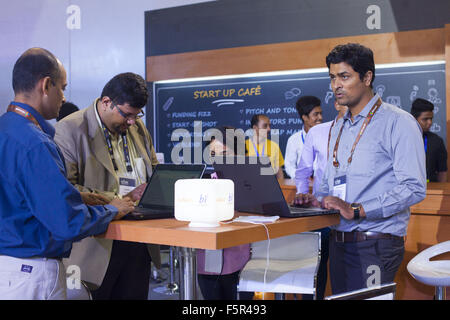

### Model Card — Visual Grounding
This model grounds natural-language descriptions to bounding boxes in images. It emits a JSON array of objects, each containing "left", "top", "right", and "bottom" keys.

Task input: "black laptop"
[
  {"left": 123, "top": 163, "right": 206, "bottom": 220},
  {"left": 212, "top": 156, "right": 339, "bottom": 218}
]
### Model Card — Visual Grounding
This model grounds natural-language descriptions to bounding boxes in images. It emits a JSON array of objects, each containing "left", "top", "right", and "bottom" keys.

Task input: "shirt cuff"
[
  {"left": 103, "top": 204, "right": 119, "bottom": 217},
  {"left": 361, "top": 197, "right": 383, "bottom": 220}
]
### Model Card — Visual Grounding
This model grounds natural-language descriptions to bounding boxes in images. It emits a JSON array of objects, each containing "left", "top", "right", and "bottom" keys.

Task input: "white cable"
[{"left": 221, "top": 219, "right": 271, "bottom": 300}]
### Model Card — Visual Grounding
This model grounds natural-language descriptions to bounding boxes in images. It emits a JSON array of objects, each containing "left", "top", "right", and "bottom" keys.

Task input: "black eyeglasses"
[{"left": 112, "top": 103, "right": 145, "bottom": 120}]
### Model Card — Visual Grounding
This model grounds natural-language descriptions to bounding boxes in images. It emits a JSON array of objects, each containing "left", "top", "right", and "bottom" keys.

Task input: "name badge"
[
  {"left": 204, "top": 249, "right": 223, "bottom": 274},
  {"left": 333, "top": 175, "right": 347, "bottom": 201},
  {"left": 119, "top": 177, "right": 136, "bottom": 196}
]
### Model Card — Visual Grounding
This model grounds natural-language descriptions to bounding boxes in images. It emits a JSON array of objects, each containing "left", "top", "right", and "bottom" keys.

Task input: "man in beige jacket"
[{"left": 54, "top": 72, "right": 159, "bottom": 300}]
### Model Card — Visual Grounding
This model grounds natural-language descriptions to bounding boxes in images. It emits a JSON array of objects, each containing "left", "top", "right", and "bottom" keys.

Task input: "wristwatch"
[{"left": 350, "top": 202, "right": 362, "bottom": 220}]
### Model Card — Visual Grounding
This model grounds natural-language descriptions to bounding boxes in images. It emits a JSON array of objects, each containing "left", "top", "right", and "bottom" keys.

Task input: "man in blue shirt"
[
  {"left": 0, "top": 48, "right": 134, "bottom": 299},
  {"left": 295, "top": 43, "right": 426, "bottom": 294}
]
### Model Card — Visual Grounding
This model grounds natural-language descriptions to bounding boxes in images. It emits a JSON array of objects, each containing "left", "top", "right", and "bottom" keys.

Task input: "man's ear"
[
  {"left": 40, "top": 76, "right": 52, "bottom": 95},
  {"left": 363, "top": 71, "right": 373, "bottom": 87},
  {"left": 100, "top": 96, "right": 113, "bottom": 110},
  {"left": 301, "top": 114, "right": 308, "bottom": 123}
]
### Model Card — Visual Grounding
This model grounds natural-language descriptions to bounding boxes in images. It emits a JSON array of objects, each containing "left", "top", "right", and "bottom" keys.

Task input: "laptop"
[
  {"left": 123, "top": 163, "right": 206, "bottom": 220},
  {"left": 212, "top": 156, "right": 339, "bottom": 218}
]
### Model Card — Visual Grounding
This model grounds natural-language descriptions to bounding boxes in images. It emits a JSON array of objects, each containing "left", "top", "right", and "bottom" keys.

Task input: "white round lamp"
[{"left": 174, "top": 179, "right": 234, "bottom": 227}]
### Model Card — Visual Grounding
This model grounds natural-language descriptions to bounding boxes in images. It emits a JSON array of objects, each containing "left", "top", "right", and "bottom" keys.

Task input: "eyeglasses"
[{"left": 112, "top": 103, "right": 145, "bottom": 120}]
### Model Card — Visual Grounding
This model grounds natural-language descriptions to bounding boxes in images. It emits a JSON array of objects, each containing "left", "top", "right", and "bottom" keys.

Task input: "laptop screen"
[
  {"left": 211, "top": 156, "right": 288, "bottom": 214},
  {"left": 138, "top": 164, "right": 206, "bottom": 209}
]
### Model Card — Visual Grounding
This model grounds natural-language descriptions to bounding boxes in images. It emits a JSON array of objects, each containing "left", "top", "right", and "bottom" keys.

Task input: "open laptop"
[
  {"left": 212, "top": 156, "right": 339, "bottom": 218},
  {"left": 123, "top": 163, "right": 206, "bottom": 220}
]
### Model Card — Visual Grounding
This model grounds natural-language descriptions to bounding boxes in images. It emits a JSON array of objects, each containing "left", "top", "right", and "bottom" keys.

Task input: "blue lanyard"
[
  {"left": 252, "top": 140, "right": 265, "bottom": 157},
  {"left": 424, "top": 135, "right": 428, "bottom": 154},
  {"left": 301, "top": 130, "right": 305, "bottom": 144}
]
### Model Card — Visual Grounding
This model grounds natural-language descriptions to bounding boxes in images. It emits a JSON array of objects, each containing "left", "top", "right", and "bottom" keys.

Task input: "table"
[{"left": 100, "top": 211, "right": 339, "bottom": 299}]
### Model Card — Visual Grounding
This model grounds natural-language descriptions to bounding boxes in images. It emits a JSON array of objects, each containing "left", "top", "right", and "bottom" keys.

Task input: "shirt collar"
[
  {"left": 343, "top": 93, "right": 381, "bottom": 122},
  {"left": 10, "top": 101, "right": 55, "bottom": 138},
  {"left": 94, "top": 98, "right": 103, "bottom": 130}
]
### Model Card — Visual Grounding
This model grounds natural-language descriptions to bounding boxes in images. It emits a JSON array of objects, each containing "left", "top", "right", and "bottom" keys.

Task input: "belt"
[{"left": 333, "top": 230, "right": 404, "bottom": 243}]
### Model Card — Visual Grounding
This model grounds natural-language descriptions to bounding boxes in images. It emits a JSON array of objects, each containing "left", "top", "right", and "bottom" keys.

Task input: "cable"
[{"left": 221, "top": 219, "right": 271, "bottom": 300}]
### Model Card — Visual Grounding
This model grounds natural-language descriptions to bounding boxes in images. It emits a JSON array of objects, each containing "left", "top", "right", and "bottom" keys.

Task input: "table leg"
[{"left": 177, "top": 247, "right": 197, "bottom": 300}]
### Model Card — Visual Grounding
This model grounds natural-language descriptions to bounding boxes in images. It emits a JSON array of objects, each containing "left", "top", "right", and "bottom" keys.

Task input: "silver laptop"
[
  {"left": 123, "top": 163, "right": 206, "bottom": 220},
  {"left": 212, "top": 156, "right": 339, "bottom": 218}
]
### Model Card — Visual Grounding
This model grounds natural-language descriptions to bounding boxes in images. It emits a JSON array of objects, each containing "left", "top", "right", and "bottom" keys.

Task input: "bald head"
[{"left": 12, "top": 48, "right": 62, "bottom": 94}]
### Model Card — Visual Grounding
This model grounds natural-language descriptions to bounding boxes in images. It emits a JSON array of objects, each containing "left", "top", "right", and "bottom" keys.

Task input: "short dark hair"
[
  {"left": 100, "top": 72, "right": 148, "bottom": 109},
  {"left": 12, "top": 48, "right": 61, "bottom": 94},
  {"left": 57, "top": 102, "right": 79, "bottom": 121},
  {"left": 250, "top": 114, "right": 268, "bottom": 128},
  {"left": 295, "top": 96, "right": 321, "bottom": 118},
  {"left": 411, "top": 98, "right": 434, "bottom": 119},
  {"left": 326, "top": 43, "right": 375, "bottom": 88}
]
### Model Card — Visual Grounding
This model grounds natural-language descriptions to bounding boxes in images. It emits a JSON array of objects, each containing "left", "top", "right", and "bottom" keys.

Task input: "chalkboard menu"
[{"left": 151, "top": 62, "right": 446, "bottom": 163}]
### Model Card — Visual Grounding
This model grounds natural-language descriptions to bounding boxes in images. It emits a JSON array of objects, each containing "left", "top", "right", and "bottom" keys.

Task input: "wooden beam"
[{"left": 147, "top": 28, "right": 445, "bottom": 81}]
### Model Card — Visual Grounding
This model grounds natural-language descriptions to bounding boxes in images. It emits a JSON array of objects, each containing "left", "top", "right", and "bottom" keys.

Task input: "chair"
[
  {"left": 66, "top": 280, "right": 93, "bottom": 300},
  {"left": 407, "top": 240, "right": 450, "bottom": 300},
  {"left": 325, "top": 283, "right": 396, "bottom": 300},
  {"left": 238, "top": 232, "right": 321, "bottom": 299}
]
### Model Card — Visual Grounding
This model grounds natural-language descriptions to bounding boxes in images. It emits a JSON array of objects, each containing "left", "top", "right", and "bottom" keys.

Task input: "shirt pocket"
[{"left": 346, "top": 144, "right": 379, "bottom": 177}]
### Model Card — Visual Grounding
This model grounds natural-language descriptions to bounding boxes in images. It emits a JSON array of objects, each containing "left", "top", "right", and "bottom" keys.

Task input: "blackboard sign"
[{"left": 151, "top": 62, "right": 446, "bottom": 164}]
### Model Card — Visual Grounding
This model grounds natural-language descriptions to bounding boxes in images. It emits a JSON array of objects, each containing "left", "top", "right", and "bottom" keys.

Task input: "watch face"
[{"left": 351, "top": 202, "right": 361, "bottom": 209}]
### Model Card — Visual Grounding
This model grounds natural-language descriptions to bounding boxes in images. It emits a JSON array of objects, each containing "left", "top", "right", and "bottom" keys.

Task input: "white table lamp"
[{"left": 175, "top": 179, "right": 234, "bottom": 227}]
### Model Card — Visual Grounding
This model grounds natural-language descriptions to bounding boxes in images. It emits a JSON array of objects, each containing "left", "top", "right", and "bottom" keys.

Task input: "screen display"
[{"left": 139, "top": 168, "right": 204, "bottom": 208}]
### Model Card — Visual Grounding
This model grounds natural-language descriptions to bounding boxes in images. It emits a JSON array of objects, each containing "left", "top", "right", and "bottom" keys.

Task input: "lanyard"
[
  {"left": 7, "top": 104, "right": 43, "bottom": 131},
  {"left": 424, "top": 135, "right": 428, "bottom": 154},
  {"left": 331, "top": 98, "right": 382, "bottom": 168},
  {"left": 100, "top": 122, "right": 133, "bottom": 173},
  {"left": 327, "top": 119, "right": 337, "bottom": 160},
  {"left": 301, "top": 130, "right": 305, "bottom": 144},
  {"left": 251, "top": 140, "right": 265, "bottom": 157}
]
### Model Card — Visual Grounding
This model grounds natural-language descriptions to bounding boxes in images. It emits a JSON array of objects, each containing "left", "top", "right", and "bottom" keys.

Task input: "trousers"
[
  {"left": 90, "top": 240, "right": 151, "bottom": 300},
  {"left": 0, "top": 255, "right": 66, "bottom": 300},
  {"left": 329, "top": 234, "right": 404, "bottom": 294}
]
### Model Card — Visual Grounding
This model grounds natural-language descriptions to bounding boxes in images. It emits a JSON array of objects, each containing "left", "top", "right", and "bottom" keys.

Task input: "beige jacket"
[{"left": 54, "top": 100, "right": 160, "bottom": 287}]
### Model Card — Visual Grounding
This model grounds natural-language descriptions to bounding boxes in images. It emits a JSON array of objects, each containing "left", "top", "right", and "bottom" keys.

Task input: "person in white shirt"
[
  {"left": 292, "top": 101, "right": 347, "bottom": 300},
  {"left": 284, "top": 96, "right": 323, "bottom": 178},
  {"left": 295, "top": 102, "right": 348, "bottom": 194}
]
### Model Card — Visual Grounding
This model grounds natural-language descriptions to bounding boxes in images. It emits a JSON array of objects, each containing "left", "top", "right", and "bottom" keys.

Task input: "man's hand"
[
  {"left": 80, "top": 192, "right": 110, "bottom": 206},
  {"left": 124, "top": 183, "right": 148, "bottom": 202},
  {"left": 109, "top": 198, "right": 135, "bottom": 220},
  {"left": 293, "top": 193, "right": 321, "bottom": 208},
  {"left": 321, "top": 196, "right": 364, "bottom": 220}
]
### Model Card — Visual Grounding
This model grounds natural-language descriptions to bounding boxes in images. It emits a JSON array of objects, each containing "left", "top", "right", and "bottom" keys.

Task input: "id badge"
[
  {"left": 332, "top": 175, "right": 347, "bottom": 201},
  {"left": 204, "top": 249, "right": 223, "bottom": 274},
  {"left": 119, "top": 177, "right": 136, "bottom": 196}
]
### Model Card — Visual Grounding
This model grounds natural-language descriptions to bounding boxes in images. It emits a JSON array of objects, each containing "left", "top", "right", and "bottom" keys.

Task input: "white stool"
[{"left": 407, "top": 241, "right": 450, "bottom": 300}]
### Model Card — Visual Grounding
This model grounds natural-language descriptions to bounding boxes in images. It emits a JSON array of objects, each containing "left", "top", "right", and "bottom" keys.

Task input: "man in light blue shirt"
[{"left": 295, "top": 43, "right": 426, "bottom": 294}]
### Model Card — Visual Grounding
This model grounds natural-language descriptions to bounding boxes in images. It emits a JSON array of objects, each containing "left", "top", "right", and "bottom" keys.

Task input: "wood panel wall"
[{"left": 146, "top": 28, "right": 445, "bottom": 81}]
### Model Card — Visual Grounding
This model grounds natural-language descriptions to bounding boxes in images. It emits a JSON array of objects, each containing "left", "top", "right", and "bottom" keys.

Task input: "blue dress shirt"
[
  {"left": 0, "top": 102, "right": 118, "bottom": 258},
  {"left": 316, "top": 94, "right": 426, "bottom": 236}
]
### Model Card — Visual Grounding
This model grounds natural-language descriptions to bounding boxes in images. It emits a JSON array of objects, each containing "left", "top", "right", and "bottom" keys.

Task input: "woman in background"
[{"left": 196, "top": 126, "right": 253, "bottom": 300}]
